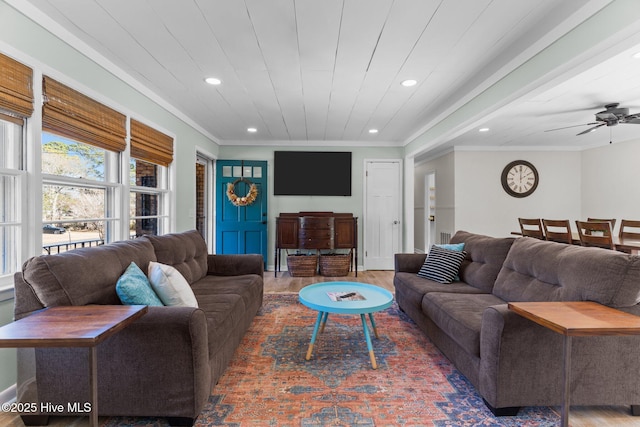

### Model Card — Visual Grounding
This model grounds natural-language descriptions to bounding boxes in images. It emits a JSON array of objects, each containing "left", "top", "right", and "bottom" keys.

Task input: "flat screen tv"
[{"left": 274, "top": 151, "right": 352, "bottom": 196}]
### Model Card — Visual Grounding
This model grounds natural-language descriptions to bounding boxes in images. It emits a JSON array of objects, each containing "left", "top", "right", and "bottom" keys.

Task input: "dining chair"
[
  {"left": 575, "top": 220, "right": 615, "bottom": 250},
  {"left": 619, "top": 220, "right": 640, "bottom": 239},
  {"left": 586, "top": 218, "right": 616, "bottom": 235},
  {"left": 542, "top": 219, "right": 573, "bottom": 244},
  {"left": 617, "top": 220, "right": 640, "bottom": 253},
  {"left": 518, "top": 218, "right": 544, "bottom": 239}
]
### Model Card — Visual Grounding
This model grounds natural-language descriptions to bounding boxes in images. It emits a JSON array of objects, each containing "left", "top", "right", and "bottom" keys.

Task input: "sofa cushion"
[
  {"left": 21, "top": 238, "right": 157, "bottom": 307},
  {"left": 418, "top": 245, "right": 466, "bottom": 284},
  {"left": 191, "top": 274, "right": 263, "bottom": 358},
  {"left": 148, "top": 262, "right": 199, "bottom": 307},
  {"left": 143, "top": 230, "right": 208, "bottom": 285},
  {"left": 449, "top": 231, "right": 515, "bottom": 293},
  {"left": 493, "top": 237, "right": 640, "bottom": 307},
  {"left": 422, "top": 292, "right": 506, "bottom": 357},
  {"left": 394, "top": 272, "right": 488, "bottom": 296},
  {"left": 116, "top": 262, "right": 164, "bottom": 306}
]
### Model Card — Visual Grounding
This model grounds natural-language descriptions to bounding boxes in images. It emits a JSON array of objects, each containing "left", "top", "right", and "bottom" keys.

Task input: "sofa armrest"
[
  {"left": 479, "top": 304, "right": 640, "bottom": 409},
  {"left": 479, "top": 304, "right": 565, "bottom": 408},
  {"left": 13, "top": 272, "right": 46, "bottom": 320},
  {"left": 207, "top": 254, "right": 264, "bottom": 277},
  {"left": 394, "top": 253, "right": 427, "bottom": 274},
  {"left": 26, "top": 306, "right": 211, "bottom": 418}
]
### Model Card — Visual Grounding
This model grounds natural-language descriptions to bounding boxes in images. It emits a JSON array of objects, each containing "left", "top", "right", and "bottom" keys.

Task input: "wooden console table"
[
  {"left": 0, "top": 305, "right": 148, "bottom": 427},
  {"left": 275, "top": 211, "right": 358, "bottom": 277},
  {"left": 508, "top": 301, "right": 640, "bottom": 427}
]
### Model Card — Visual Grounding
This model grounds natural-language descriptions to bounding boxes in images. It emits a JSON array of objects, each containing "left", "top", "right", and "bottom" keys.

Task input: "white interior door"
[{"left": 364, "top": 160, "right": 402, "bottom": 270}]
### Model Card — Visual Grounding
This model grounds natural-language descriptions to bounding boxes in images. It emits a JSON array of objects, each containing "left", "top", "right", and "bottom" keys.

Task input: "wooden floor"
[
  {"left": 0, "top": 270, "right": 636, "bottom": 426},
  {"left": 265, "top": 269, "right": 394, "bottom": 293}
]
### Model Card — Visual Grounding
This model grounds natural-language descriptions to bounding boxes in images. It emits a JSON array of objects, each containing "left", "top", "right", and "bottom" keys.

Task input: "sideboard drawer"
[
  {"left": 299, "top": 217, "right": 334, "bottom": 229},
  {"left": 299, "top": 229, "right": 333, "bottom": 239},
  {"left": 299, "top": 237, "right": 334, "bottom": 249}
]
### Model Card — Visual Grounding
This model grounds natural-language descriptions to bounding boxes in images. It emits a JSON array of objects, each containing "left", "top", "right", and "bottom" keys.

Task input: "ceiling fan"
[{"left": 545, "top": 103, "right": 640, "bottom": 135}]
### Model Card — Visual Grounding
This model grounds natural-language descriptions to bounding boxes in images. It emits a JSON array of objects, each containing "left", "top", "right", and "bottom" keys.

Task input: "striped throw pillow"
[{"left": 417, "top": 245, "right": 467, "bottom": 284}]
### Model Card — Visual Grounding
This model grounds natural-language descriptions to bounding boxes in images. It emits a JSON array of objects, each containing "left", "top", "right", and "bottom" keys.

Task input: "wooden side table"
[
  {"left": 508, "top": 301, "right": 640, "bottom": 427},
  {"left": 0, "top": 305, "right": 148, "bottom": 427}
]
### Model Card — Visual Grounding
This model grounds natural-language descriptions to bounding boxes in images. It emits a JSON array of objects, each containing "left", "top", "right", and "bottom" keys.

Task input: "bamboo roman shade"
[
  {"left": 130, "top": 119, "right": 174, "bottom": 166},
  {"left": 0, "top": 52, "right": 34, "bottom": 118},
  {"left": 42, "top": 76, "right": 126, "bottom": 152}
]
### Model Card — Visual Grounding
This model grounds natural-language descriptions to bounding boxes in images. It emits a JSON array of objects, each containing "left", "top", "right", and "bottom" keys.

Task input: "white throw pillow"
[{"left": 148, "top": 261, "right": 199, "bottom": 307}]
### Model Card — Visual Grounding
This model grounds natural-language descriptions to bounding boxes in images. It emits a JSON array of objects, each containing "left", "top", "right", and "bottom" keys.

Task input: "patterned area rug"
[{"left": 103, "top": 293, "right": 560, "bottom": 426}]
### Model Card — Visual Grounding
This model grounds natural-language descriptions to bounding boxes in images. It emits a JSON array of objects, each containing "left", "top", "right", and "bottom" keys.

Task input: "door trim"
[
  {"left": 362, "top": 158, "right": 403, "bottom": 271},
  {"left": 196, "top": 148, "right": 217, "bottom": 253}
]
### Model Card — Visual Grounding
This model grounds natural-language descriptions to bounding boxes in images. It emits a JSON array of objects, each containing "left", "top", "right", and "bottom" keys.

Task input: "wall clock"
[{"left": 501, "top": 160, "right": 539, "bottom": 198}]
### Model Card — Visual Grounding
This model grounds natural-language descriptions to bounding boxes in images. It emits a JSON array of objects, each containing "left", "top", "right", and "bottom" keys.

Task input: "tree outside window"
[{"left": 41, "top": 133, "right": 112, "bottom": 249}]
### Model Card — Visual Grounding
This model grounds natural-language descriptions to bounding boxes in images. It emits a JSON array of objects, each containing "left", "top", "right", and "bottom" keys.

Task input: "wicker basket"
[
  {"left": 319, "top": 253, "right": 351, "bottom": 277},
  {"left": 287, "top": 254, "right": 318, "bottom": 277}
]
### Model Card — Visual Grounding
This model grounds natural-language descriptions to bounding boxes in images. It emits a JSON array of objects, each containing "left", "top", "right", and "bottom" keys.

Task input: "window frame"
[
  {"left": 0, "top": 116, "right": 27, "bottom": 291},
  {"left": 128, "top": 158, "right": 170, "bottom": 238},
  {"left": 41, "top": 132, "right": 123, "bottom": 245}
]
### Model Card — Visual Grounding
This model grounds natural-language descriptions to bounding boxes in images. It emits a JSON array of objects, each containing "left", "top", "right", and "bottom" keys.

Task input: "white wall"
[
  {"left": 454, "top": 150, "right": 582, "bottom": 237},
  {"left": 218, "top": 145, "right": 404, "bottom": 269},
  {"left": 581, "top": 138, "right": 640, "bottom": 232},
  {"left": 413, "top": 149, "right": 584, "bottom": 247}
]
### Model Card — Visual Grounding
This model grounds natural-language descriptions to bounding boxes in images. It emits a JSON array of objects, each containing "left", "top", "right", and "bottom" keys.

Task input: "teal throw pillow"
[
  {"left": 436, "top": 242, "right": 465, "bottom": 252},
  {"left": 116, "top": 262, "right": 164, "bottom": 306}
]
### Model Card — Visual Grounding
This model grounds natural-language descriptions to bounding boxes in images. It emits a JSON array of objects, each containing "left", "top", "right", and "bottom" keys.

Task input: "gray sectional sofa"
[
  {"left": 13, "top": 230, "right": 263, "bottom": 426},
  {"left": 395, "top": 230, "right": 640, "bottom": 416}
]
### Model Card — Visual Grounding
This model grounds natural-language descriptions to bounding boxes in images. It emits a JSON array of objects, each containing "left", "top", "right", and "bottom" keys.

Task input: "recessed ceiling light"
[
  {"left": 633, "top": 51, "right": 640, "bottom": 59},
  {"left": 368, "top": 129, "right": 379, "bottom": 134},
  {"left": 247, "top": 127, "right": 257, "bottom": 133},
  {"left": 401, "top": 79, "right": 417, "bottom": 87},
  {"left": 205, "top": 77, "right": 221, "bottom": 85},
  {"left": 479, "top": 127, "right": 490, "bottom": 132}
]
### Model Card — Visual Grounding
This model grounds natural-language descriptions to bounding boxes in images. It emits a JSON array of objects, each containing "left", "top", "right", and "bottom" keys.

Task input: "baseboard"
[{"left": 0, "top": 383, "right": 16, "bottom": 404}]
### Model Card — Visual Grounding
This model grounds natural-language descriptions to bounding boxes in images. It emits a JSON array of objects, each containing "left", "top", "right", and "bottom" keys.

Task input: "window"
[
  {"left": 129, "top": 158, "right": 168, "bottom": 238},
  {"left": 0, "top": 52, "right": 32, "bottom": 278},
  {"left": 41, "top": 76, "right": 127, "bottom": 253},
  {"left": 41, "top": 132, "right": 118, "bottom": 254},
  {"left": 128, "top": 119, "right": 173, "bottom": 238},
  {"left": 0, "top": 116, "right": 25, "bottom": 275}
]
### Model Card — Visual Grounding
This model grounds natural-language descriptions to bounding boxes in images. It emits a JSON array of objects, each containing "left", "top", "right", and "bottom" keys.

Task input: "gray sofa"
[
  {"left": 395, "top": 230, "right": 640, "bottom": 416},
  {"left": 13, "top": 230, "right": 263, "bottom": 426}
]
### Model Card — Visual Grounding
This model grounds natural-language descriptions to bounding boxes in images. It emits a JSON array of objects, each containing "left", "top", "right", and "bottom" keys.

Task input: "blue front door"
[{"left": 215, "top": 160, "right": 268, "bottom": 267}]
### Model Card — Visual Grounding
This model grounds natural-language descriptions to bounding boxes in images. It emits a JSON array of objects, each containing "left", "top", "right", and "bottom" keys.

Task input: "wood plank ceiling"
[{"left": 14, "top": 0, "right": 640, "bottom": 152}]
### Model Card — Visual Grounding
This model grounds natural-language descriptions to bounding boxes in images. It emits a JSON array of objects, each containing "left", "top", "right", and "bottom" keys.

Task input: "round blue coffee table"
[{"left": 298, "top": 281, "right": 394, "bottom": 369}]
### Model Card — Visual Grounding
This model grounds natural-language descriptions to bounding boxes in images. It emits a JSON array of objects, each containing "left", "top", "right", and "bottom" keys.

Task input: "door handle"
[{"left": 393, "top": 220, "right": 400, "bottom": 225}]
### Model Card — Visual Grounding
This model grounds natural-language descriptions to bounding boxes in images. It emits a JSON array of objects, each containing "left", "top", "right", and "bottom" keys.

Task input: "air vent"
[{"left": 440, "top": 232, "right": 452, "bottom": 244}]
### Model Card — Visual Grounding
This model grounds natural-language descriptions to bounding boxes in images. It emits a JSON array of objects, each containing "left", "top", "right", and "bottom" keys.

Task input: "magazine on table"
[{"left": 326, "top": 291, "right": 366, "bottom": 301}]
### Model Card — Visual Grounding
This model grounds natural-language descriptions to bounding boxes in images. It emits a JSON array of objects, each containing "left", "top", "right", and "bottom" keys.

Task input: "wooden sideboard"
[{"left": 275, "top": 211, "right": 358, "bottom": 277}]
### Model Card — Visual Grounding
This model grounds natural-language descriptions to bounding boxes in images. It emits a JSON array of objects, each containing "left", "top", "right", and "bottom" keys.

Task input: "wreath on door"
[{"left": 226, "top": 178, "right": 258, "bottom": 207}]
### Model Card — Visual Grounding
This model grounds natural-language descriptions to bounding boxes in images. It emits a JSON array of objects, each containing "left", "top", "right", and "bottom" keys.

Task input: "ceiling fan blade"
[
  {"left": 622, "top": 114, "right": 640, "bottom": 124},
  {"left": 576, "top": 123, "right": 605, "bottom": 135},
  {"left": 544, "top": 122, "right": 598, "bottom": 132}
]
